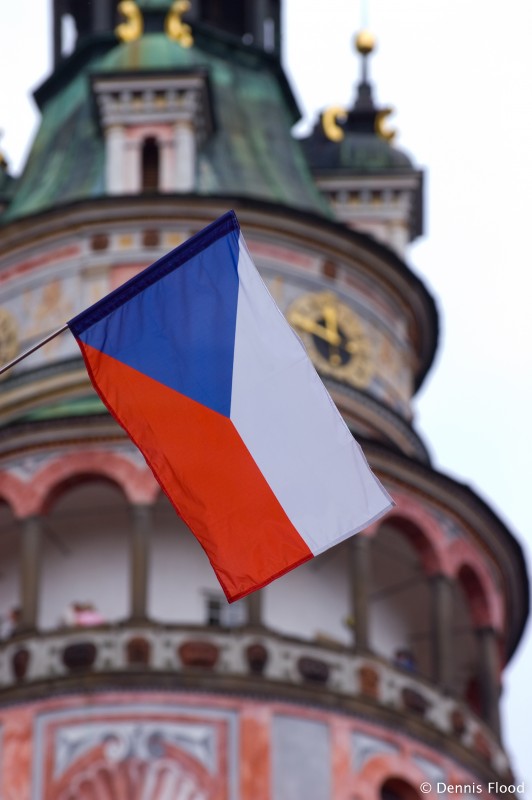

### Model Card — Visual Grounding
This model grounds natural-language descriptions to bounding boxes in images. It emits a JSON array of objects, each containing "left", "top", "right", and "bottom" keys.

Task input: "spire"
[
  {"left": 343, "top": 30, "right": 396, "bottom": 140},
  {"left": 318, "top": 30, "right": 396, "bottom": 144},
  {"left": 299, "top": 27, "right": 423, "bottom": 254},
  {"left": 353, "top": 30, "right": 377, "bottom": 116}
]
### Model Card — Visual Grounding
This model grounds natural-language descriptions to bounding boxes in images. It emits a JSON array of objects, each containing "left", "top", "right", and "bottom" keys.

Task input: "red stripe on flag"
[{"left": 79, "top": 342, "right": 313, "bottom": 601}]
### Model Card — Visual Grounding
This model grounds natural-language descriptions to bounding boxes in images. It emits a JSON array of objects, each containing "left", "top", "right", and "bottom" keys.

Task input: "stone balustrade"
[{"left": 0, "top": 622, "right": 509, "bottom": 777}]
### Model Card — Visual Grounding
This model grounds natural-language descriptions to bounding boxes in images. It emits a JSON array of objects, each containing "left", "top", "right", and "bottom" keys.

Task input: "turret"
[{"left": 301, "top": 31, "right": 423, "bottom": 256}]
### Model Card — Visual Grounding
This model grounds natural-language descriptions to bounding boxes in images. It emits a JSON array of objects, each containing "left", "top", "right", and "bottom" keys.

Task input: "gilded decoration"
[
  {"left": 0, "top": 308, "right": 19, "bottom": 366},
  {"left": 165, "top": 0, "right": 194, "bottom": 47},
  {"left": 115, "top": 1, "right": 144, "bottom": 43},
  {"left": 287, "top": 290, "right": 374, "bottom": 389},
  {"left": 322, "top": 106, "right": 348, "bottom": 143}
]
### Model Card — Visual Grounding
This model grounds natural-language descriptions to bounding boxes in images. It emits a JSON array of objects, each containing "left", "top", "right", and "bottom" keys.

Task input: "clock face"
[
  {"left": 0, "top": 308, "right": 19, "bottom": 368},
  {"left": 286, "top": 291, "right": 374, "bottom": 388}
]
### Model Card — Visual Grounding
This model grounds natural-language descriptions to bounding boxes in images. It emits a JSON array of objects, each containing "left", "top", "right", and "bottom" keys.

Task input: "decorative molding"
[
  {"left": 352, "top": 730, "right": 400, "bottom": 771},
  {"left": 55, "top": 720, "right": 217, "bottom": 778}
]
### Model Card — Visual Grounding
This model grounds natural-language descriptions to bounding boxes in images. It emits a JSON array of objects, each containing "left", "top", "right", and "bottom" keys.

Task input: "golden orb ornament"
[{"left": 355, "top": 30, "right": 376, "bottom": 55}]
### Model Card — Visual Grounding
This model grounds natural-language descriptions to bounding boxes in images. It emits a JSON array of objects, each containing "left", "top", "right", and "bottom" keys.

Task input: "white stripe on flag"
[{"left": 230, "top": 235, "right": 393, "bottom": 555}]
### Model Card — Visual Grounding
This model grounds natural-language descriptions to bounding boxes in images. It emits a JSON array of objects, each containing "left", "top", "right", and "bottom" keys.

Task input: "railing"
[{"left": 0, "top": 622, "right": 510, "bottom": 777}]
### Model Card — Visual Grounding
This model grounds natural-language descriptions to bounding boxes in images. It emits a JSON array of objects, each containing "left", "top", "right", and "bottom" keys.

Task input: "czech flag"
[{"left": 68, "top": 211, "right": 393, "bottom": 601}]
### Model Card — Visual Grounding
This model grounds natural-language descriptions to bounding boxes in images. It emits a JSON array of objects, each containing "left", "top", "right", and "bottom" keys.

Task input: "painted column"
[
  {"left": 174, "top": 118, "right": 196, "bottom": 192},
  {"left": 349, "top": 534, "right": 370, "bottom": 651},
  {"left": 19, "top": 516, "right": 42, "bottom": 632},
  {"left": 130, "top": 504, "right": 152, "bottom": 621},
  {"left": 160, "top": 138, "right": 175, "bottom": 193},
  {"left": 430, "top": 573, "right": 454, "bottom": 691},
  {"left": 247, "top": 589, "right": 263, "bottom": 627},
  {"left": 105, "top": 124, "right": 125, "bottom": 194},
  {"left": 477, "top": 626, "right": 501, "bottom": 735},
  {"left": 124, "top": 135, "right": 142, "bottom": 194}
]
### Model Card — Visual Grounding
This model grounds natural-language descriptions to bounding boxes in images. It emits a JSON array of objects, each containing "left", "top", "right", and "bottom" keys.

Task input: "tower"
[{"left": 0, "top": 3, "right": 527, "bottom": 798}]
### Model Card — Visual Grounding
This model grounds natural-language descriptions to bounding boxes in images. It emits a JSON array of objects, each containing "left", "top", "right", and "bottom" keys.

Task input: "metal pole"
[{"left": 0, "top": 323, "right": 69, "bottom": 376}]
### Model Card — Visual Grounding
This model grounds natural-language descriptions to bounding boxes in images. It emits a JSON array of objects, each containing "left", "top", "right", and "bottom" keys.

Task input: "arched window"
[
  {"left": 369, "top": 521, "right": 432, "bottom": 678},
  {"left": 457, "top": 564, "right": 490, "bottom": 627},
  {"left": 39, "top": 478, "right": 130, "bottom": 629},
  {"left": 455, "top": 564, "right": 491, "bottom": 719},
  {"left": 141, "top": 137, "right": 160, "bottom": 192},
  {"left": 381, "top": 777, "right": 420, "bottom": 800}
]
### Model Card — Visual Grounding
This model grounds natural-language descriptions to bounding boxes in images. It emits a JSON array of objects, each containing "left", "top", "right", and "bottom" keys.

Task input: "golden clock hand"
[
  {"left": 322, "top": 302, "right": 339, "bottom": 334},
  {"left": 288, "top": 311, "right": 342, "bottom": 346},
  {"left": 322, "top": 302, "right": 342, "bottom": 365}
]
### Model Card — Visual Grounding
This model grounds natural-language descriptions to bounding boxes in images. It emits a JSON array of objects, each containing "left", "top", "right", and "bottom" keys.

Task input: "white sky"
[{"left": 1, "top": 0, "right": 531, "bottom": 789}]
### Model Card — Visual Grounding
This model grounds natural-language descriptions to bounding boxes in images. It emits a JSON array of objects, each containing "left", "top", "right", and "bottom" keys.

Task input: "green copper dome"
[
  {"left": 2, "top": 27, "right": 328, "bottom": 222},
  {"left": 301, "top": 125, "right": 415, "bottom": 174}
]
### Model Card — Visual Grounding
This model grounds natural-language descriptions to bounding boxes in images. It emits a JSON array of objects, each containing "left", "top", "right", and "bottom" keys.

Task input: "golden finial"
[
  {"left": 165, "top": 0, "right": 194, "bottom": 47},
  {"left": 115, "top": 1, "right": 144, "bottom": 43},
  {"left": 355, "top": 30, "right": 376, "bottom": 56}
]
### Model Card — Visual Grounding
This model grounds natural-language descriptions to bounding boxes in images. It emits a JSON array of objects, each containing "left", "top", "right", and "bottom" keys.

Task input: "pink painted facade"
[{"left": 0, "top": 692, "right": 506, "bottom": 800}]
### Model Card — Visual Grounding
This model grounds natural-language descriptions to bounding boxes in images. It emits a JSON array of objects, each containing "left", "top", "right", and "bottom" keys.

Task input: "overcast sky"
[
  {"left": 283, "top": 1, "right": 532, "bottom": 788},
  {"left": 1, "top": 0, "right": 531, "bottom": 790}
]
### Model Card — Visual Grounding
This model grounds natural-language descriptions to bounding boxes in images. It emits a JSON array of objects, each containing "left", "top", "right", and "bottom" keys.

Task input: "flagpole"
[{"left": 0, "top": 323, "right": 69, "bottom": 376}]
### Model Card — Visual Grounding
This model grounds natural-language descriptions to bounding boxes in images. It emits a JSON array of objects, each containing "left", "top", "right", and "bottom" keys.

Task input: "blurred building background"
[{"left": 0, "top": 1, "right": 528, "bottom": 797}]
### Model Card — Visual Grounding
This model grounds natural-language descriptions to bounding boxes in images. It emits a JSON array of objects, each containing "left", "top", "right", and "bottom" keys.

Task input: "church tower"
[{"left": 0, "top": 3, "right": 527, "bottom": 798}]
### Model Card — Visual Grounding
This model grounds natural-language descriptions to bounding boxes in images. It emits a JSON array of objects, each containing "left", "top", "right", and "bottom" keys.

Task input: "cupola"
[{"left": 301, "top": 31, "right": 424, "bottom": 256}]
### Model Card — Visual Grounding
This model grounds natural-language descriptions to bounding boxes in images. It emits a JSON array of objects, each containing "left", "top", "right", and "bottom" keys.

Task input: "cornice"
[{"left": 0, "top": 195, "right": 439, "bottom": 393}]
